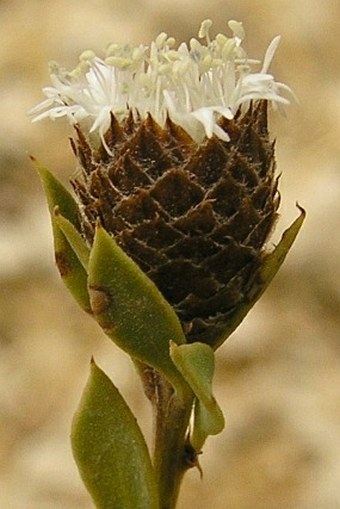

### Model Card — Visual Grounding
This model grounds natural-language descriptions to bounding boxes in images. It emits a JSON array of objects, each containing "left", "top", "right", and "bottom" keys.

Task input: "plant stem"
[
  {"left": 152, "top": 376, "right": 194, "bottom": 509},
  {"left": 135, "top": 362, "right": 194, "bottom": 508}
]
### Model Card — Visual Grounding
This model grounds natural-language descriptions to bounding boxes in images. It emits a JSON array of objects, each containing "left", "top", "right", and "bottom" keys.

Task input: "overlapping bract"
[{"left": 71, "top": 101, "right": 279, "bottom": 346}]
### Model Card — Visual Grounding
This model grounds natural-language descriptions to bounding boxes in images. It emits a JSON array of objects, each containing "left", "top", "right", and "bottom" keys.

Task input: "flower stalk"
[
  {"left": 30, "top": 19, "right": 304, "bottom": 509},
  {"left": 149, "top": 375, "right": 194, "bottom": 509}
]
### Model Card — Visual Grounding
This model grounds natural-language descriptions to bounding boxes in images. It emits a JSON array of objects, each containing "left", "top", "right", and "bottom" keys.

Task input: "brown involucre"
[{"left": 71, "top": 101, "right": 279, "bottom": 347}]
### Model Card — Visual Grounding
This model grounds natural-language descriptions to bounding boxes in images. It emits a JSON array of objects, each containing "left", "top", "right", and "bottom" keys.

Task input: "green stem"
[
  {"left": 152, "top": 377, "right": 194, "bottom": 509},
  {"left": 136, "top": 362, "right": 194, "bottom": 509}
]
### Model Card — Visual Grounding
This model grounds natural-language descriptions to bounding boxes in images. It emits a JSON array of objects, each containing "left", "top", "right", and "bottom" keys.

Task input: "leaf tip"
[
  {"left": 295, "top": 201, "right": 306, "bottom": 218},
  {"left": 30, "top": 155, "right": 47, "bottom": 178},
  {"left": 169, "top": 339, "right": 177, "bottom": 354},
  {"left": 95, "top": 217, "right": 104, "bottom": 232}
]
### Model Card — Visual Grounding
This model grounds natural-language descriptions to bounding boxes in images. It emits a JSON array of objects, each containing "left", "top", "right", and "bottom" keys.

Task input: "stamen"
[
  {"left": 227, "top": 20, "right": 245, "bottom": 41},
  {"left": 198, "top": 19, "right": 213, "bottom": 44},
  {"left": 29, "top": 19, "right": 292, "bottom": 150}
]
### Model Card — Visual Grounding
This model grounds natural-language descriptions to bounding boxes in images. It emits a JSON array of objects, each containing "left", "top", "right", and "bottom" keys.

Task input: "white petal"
[
  {"left": 29, "top": 19, "right": 292, "bottom": 149},
  {"left": 261, "top": 35, "right": 281, "bottom": 74},
  {"left": 191, "top": 108, "right": 215, "bottom": 137}
]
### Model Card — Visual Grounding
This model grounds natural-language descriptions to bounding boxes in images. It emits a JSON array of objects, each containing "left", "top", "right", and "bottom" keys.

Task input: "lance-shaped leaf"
[
  {"left": 87, "top": 225, "right": 187, "bottom": 390},
  {"left": 54, "top": 209, "right": 90, "bottom": 270},
  {"left": 72, "top": 360, "right": 159, "bottom": 509},
  {"left": 33, "top": 158, "right": 90, "bottom": 312},
  {"left": 170, "top": 342, "right": 225, "bottom": 450},
  {"left": 214, "top": 206, "right": 306, "bottom": 349}
]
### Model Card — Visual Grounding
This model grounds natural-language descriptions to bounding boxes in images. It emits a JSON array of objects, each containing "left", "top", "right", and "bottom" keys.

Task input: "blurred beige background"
[{"left": 1, "top": 1, "right": 340, "bottom": 508}]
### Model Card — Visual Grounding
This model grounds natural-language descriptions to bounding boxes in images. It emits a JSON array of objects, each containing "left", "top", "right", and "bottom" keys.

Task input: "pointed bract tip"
[{"left": 296, "top": 202, "right": 306, "bottom": 217}]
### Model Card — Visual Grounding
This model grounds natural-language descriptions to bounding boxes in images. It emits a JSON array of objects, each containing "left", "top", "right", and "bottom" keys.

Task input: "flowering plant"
[{"left": 30, "top": 19, "right": 304, "bottom": 509}]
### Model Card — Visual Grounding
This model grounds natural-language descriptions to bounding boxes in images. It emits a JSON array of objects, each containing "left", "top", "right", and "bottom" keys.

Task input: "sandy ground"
[{"left": 1, "top": 1, "right": 340, "bottom": 508}]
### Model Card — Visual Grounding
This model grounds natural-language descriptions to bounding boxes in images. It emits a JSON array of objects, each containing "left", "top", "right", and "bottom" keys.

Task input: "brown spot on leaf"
[
  {"left": 55, "top": 251, "right": 72, "bottom": 277},
  {"left": 89, "top": 285, "right": 112, "bottom": 316}
]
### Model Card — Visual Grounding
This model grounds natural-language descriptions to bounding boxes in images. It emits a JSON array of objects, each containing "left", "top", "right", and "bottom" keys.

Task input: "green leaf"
[
  {"left": 34, "top": 159, "right": 91, "bottom": 312},
  {"left": 170, "top": 342, "right": 225, "bottom": 450},
  {"left": 32, "top": 157, "right": 80, "bottom": 228},
  {"left": 214, "top": 206, "right": 306, "bottom": 349},
  {"left": 71, "top": 360, "right": 159, "bottom": 509},
  {"left": 54, "top": 209, "right": 90, "bottom": 270},
  {"left": 87, "top": 225, "right": 187, "bottom": 391}
]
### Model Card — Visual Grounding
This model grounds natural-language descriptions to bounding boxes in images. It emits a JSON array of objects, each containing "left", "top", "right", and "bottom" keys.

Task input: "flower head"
[
  {"left": 29, "top": 19, "right": 290, "bottom": 151},
  {"left": 31, "top": 20, "right": 294, "bottom": 348}
]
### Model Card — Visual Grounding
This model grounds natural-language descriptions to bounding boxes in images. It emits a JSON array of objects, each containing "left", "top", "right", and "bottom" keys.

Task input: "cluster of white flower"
[{"left": 29, "top": 19, "right": 291, "bottom": 151}]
